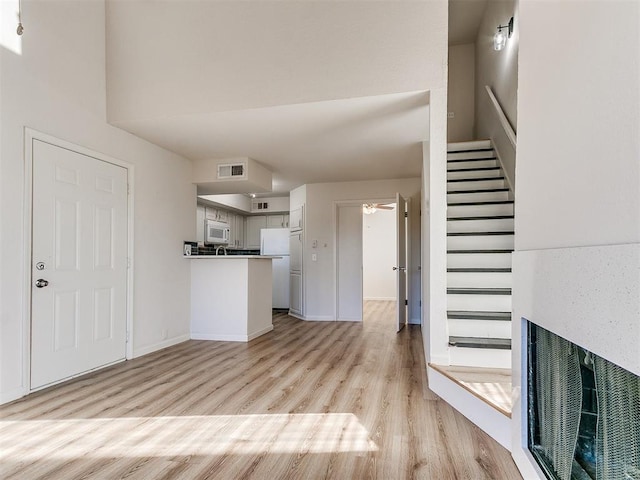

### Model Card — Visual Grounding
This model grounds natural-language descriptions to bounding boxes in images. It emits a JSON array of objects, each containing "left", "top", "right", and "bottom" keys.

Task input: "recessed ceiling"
[{"left": 112, "top": 91, "right": 429, "bottom": 194}]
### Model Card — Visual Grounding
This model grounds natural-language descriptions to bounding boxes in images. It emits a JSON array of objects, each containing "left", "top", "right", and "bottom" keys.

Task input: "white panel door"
[
  {"left": 31, "top": 140, "right": 128, "bottom": 390},
  {"left": 396, "top": 193, "right": 407, "bottom": 332},
  {"left": 336, "top": 205, "right": 363, "bottom": 321}
]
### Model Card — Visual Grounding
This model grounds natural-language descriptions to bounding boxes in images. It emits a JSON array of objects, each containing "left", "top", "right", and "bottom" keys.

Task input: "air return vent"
[{"left": 217, "top": 163, "right": 246, "bottom": 180}]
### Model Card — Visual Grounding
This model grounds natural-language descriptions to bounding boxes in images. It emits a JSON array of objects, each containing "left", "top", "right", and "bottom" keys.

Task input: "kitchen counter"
[
  {"left": 190, "top": 256, "right": 275, "bottom": 342},
  {"left": 186, "top": 255, "right": 282, "bottom": 259}
]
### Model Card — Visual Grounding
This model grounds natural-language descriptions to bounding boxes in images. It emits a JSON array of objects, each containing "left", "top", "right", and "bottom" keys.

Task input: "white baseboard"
[
  {"left": 428, "top": 366, "right": 511, "bottom": 450},
  {"left": 298, "top": 314, "right": 336, "bottom": 322},
  {"left": 134, "top": 333, "right": 190, "bottom": 358},
  {"left": 247, "top": 325, "right": 274, "bottom": 341},
  {"left": 0, "top": 387, "right": 28, "bottom": 405}
]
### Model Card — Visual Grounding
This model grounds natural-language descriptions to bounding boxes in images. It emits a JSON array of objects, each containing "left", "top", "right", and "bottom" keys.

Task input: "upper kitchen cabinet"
[
  {"left": 245, "top": 216, "right": 267, "bottom": 249},
  {"left": 266, "top": 214, "right": 289, "bottom": 229},
  {"left": 228, "top": 214, "right": 245, "bottom": 249},
  {"left": 290, "top": 207, "right": 303, "bottom": 232},
  {"left": 196, "top": 205, "right": 206, "bottom": 245},
  {"left": 205, "top": 206, "right": 228, "bottom": 223}
]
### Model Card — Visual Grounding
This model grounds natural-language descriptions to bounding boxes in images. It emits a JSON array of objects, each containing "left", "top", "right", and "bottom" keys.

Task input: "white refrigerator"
[{"left": 260, "top": 228, "right": 290, "bottom": 309}]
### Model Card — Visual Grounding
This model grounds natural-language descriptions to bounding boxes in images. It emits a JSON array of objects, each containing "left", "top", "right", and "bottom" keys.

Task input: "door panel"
[
  {"left": 396, "top": 193, "right": 407, "bottom": 332},
  {"left": 31, "top": 140, "right": 128, "bottom": 390},
  {"left": 336, "top": 205, "right": 363, "bottom": 321}
]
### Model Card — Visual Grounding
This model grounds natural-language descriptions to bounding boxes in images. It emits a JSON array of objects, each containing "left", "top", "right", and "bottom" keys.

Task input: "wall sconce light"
[{"left": 493, "top": 17, "right": 514, "bottom": 51}]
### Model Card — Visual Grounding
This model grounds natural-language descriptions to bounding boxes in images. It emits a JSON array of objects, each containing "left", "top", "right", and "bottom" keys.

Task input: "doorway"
[
  {"left": 28, "top": 135, "right": 130, "bottom": 391},
  {"left": 335, "top": 195, "right": 408, "bottom": 330}
]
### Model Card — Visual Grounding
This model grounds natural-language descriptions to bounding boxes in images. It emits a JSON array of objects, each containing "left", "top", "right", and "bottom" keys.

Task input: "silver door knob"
[
  {"left": 392, "top": 267, "right": 406, "bottom": 272},
  {"left": 35, "top": 279, "right": 49, "bottom": 288}
]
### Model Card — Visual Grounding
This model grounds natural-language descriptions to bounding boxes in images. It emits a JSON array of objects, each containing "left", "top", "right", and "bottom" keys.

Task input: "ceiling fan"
[{"left": 362, "top": 203, "right": 395, "bottom": 214}]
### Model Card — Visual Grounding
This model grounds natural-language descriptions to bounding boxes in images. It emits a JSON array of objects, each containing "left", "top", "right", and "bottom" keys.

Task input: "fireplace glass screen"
[{"left": 528, "top": 322, "right": 640, "bottom": 480}]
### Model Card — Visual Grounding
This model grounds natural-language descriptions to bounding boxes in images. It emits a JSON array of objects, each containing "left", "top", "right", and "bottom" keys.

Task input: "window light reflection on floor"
[{"left": 0, "top": 413, "right": 379, "bottom": 461}]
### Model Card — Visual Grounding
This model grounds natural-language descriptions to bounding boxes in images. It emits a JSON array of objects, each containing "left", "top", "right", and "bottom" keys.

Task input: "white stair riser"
[
  {"left": 449, "top": 347, "right": 512, "bottom": 369},
  {"left": 447, "top": 252, "right": 513, "bottom": 269},
  {"left": 448, "top": 203, "right": 514, "bottom": 218},
  {"left": 448, "top": 190, "right": 509, "bottom": 203},
  {"left": 447, "top": 169, "right": 502, "bottom": 181},
  {"left": 448, "top": 319, "right": 512, "bottom": 339},
  {"left": 447, "top": 271, "right": 512, "bottom": 288},
  {"left": 447, "top": 218, "right": 514, "bottom": 233},
  {"left": 447, "top": 293, "right": 512, "bottom": 312},
  {"left": 447, "top": 235, "right": 514, "bottom": 250},
  {"left": 447, "top": 159, "right": 498, "bottom": 169},
  {"left": 448, "top": 140, "right": 491, "bottom": 152},
  {"left": 448, "top": 178, "right": 505, "bottom": 191},
  {"left": 447, "top": 150, "right": 495, "bottom": 161}
]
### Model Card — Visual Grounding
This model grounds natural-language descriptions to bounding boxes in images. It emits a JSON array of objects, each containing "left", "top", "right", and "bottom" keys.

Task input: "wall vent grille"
[{"left": 217, "top": 163, "right": 246, "bottom": 179}]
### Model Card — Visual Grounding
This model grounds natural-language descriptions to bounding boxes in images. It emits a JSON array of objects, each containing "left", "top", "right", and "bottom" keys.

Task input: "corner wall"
[
  {"left": 447, "top": 43, "right": 475, "bottom": 142},
  {"left": 0, "top": 0, "right": 194, "bottom": 403}
]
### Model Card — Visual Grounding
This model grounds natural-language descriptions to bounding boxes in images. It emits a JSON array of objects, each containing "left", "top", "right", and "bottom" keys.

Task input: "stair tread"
[
  {"left": 448, "top": 188, "right": 510, "bottom": 194},
  {"left": 448, "top": 215, "right": 514, "bottom": 221},
  {"left": 448, "top": 177, "right": 505, "bottom": 183},
  {"left": 447, "top": 287, "right": 512, "bottom": 295},
  {"left": 448, "top": 200, "right": 514, "bottom": 206},
  {"left": 448, "top": 310, "right": 512, "bottom": 320},
  {"left": 449, "top": 336, "right": 512, "bottom": 349},
  {"left": 447, "top": 267, "right": 512, "bottom": 273},
  {"left": 447, "top": 166, "right": 500, "bottom": 173},
  {"left": 447, "top": 148, "right": 494, "bottom": 154},
  {"left": 447, "top": 231, "right": 514, "bottom": 237},
  {"left": 448, "top": 249, "right": 514, "bottom": 254}
]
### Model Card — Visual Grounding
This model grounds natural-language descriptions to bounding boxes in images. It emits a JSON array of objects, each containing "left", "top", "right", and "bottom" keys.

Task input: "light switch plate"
[{"left": 311, "top": 253, "right": 317, "bottom": 261}]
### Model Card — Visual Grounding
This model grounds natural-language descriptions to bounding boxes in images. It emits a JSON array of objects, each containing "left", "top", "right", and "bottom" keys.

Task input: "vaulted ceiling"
[{"left": 105, "top": 1, "right": 448, "bottom": 194}]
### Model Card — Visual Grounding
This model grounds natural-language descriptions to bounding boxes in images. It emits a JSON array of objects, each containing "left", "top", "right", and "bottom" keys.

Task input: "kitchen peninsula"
[{"left": 189, "top": 255, "right": 279, "bottom": 341}]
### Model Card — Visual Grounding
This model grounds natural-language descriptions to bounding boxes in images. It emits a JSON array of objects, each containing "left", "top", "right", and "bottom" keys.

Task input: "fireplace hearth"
[{"left": 528, "top": 323, "right": 640, "bottom": 480}]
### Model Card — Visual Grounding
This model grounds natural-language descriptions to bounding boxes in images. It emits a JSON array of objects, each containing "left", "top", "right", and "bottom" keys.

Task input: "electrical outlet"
[
  {"left": 447, "top": 112, "right": 455, "bottom": 118},
  {"left": 311, "top": 253, "right": 317, "bottom": 261}
]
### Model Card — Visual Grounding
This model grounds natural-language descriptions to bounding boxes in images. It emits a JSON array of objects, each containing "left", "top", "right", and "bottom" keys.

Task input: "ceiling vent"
[{"left": 217, "top": 163, "right": 246, "bottom": 180}]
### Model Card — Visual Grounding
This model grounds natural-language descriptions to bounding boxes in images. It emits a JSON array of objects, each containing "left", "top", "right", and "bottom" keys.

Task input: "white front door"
[
  {"left": 31, "top": 140, "right": 128, "bottom": 390},
  {"left": 395, "top": 193, "right": 407, "bottom": 332}
]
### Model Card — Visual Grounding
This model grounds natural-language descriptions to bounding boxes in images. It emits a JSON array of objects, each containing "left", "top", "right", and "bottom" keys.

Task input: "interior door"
[
  {"left": 336, "top": 205, "right": 363, "bottom": 321},
  {"left": 31, "top": 139, "right": 128, "bottom": 390},
  {"left": 395, "top": 193, "right": 407, "bottom": 332}
]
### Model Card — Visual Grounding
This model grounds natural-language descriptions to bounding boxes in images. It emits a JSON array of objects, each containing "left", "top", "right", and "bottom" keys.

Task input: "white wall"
[
  {"left": 447, "top": 43, "right": 476, "bottom": 142},
  {"left": 512, "top": 1, "right": 640, "bottom": 477},
  {"left": 304, "top": 179, "right": 421, "bottom": 322},
  {"left": 475, "top": 0, "right": 519, "bottom": 138},
  {"left": 362, "top": 208, "right": 397, "bottom": 301},
  {"left": 106, "top": 1, "right": 448, "bottom": 122},
  {"left": 0, "top": 0, "right": 194, "bottom": 403}
]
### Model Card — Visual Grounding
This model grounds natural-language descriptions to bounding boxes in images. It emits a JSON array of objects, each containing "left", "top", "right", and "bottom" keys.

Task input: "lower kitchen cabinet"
[{"left": 289, "top": 272, "right": 302, "bottom": 315}]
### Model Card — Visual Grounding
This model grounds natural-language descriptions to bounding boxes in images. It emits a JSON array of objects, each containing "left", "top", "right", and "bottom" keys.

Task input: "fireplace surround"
[{"left": 527, "top": 323, "right": 640, "bottom": 480}]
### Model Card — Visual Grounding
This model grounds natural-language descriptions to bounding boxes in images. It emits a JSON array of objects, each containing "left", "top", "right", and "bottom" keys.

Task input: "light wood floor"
[{"left": 0, "top": 300, "right": 521, "bottom": 479}]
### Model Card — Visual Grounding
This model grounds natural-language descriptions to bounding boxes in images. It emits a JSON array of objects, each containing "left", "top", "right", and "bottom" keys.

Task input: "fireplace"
[{"left": 527, "top": 323, "right": 640, "bottom": 480}]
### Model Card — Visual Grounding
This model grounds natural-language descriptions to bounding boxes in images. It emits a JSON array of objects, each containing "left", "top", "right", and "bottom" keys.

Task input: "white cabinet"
[
  {"left": 235, "top": 215, "right": 245, "bottom": 248},
  {"left": 290, "top": 231, "right": 303, "bottom": 273},
  {"left": 290, "top": 207, "right": 303, "bottom": 231},
  {"left": 205, "top": 206, "right": 229, "bottom": 223},
  {"left": 245, "top": 215, "right": 267, "bottom": 249},
  {"left": 196, "top": 205, "right": 206, "bottom": 245},
  {"left": 289, "top": 272, "right": 302, "bottom": 315},
  {"left": 266, "top": 214, "right": 289, "bottom": 228}
]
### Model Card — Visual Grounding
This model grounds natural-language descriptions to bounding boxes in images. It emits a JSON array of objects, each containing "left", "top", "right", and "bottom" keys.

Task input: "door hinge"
[
  {"left": 404, "top": 212, "right": 408, "bottom": 218},
  {"left": 405, "top": 299, "right": 408, "bottom": 306},
  {"left": 126, "top": 331, "right": 130, "bottom": 342}
]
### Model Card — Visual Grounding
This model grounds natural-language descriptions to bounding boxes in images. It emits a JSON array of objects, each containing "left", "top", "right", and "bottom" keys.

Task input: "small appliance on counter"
[{"left": 183, "top": 241, "right": 198, "bottom": 256}]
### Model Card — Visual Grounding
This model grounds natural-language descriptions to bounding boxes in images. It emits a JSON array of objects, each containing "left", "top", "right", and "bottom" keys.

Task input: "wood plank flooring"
[{"left": 0, "top": 301, "right": 521, "bottom": 479}]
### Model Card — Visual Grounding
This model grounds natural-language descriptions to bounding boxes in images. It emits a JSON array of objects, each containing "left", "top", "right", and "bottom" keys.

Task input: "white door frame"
[
  {"left": 22, "top": 128, "right": 135, "bottom": 393},
  {"left": 333, "top": 197, "right": 396, "bottom": 321}
]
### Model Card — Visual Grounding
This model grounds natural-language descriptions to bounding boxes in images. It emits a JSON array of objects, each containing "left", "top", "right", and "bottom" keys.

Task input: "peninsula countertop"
[{"left": 185, "top": 255, "right": 282, "bottom": 259}]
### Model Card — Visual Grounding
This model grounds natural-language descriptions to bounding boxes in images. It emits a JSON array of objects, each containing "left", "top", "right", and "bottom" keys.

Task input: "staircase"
[{"left": 446, "top": 140, "right": 513, "bottom": 369}]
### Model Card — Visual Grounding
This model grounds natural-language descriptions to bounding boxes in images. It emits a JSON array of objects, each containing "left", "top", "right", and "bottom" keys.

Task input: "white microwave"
[{"left": 205, "top": 220, "right": 230, "bottom": 244}]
